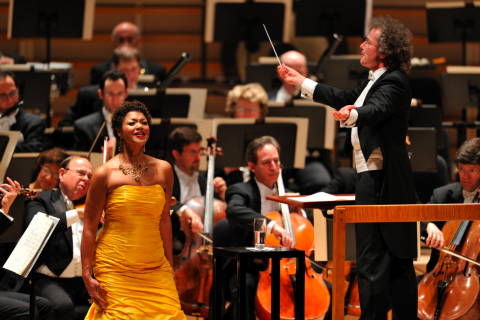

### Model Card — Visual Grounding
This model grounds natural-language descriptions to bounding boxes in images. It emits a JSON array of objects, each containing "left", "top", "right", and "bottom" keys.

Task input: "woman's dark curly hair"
[
  {"left": 370, "top": 16, "right": 412, "bottom": 73},
  {"left": 111, "top": 100, "right": 152, "bottom": 139}
]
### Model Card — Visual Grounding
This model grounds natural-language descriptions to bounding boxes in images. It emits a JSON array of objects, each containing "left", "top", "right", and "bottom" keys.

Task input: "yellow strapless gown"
[{"left": 85, "top": 184, "right": 186, "bottom": 320}]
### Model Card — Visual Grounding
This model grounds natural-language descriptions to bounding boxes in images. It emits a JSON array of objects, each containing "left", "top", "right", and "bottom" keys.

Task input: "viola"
[
  {"left": 255, "top": 173, "right": 330, "bottom": 320},
  {"left": 418, "top": 220, "right": 480, "bottom": 320}
]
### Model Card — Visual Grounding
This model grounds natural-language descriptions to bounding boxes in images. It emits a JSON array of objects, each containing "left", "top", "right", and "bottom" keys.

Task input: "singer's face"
[
  {"left": 120, "top": 111, "right": 150, "bottom": 146},
  {"left": 360, "top": 28, "right": 382, "bottom": 70},
  {"left": 248, "top": 144, "right": 281, "bottom": 188}
]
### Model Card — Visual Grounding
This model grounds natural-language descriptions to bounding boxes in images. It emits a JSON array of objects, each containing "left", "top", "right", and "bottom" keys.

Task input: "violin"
[
  {"left": 255, "top": 173, "right": 330, "bottom": 320},
  {"left": 418, "top": 220, "right": 480, "bottom": 320},
  {"left": 174, "top": 137, "right": 226, "bottom": 317}
]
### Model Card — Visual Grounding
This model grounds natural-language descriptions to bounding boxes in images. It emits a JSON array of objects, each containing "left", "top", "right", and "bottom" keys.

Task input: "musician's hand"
[
  {"left": 181, "top": 207, "right": 204, "bottom": 233},
  {"left": 213, "top": 177, "right": 227, "bottom": 201},
  {"left": 425, "top": 223, "right": 444, "bottom": 249},
  {"left": 272, "top": 224, "right": 294, "bottom": 248},
  {"left": 333, "top": 105, "right": 356, "bottom": 121},
  {"left": 84, "top": 275, "right": 108, "bottom": 310},
  {"left": 0, "top": 177, "right": 21, "bottom": 215},
  {"left": 277, "top": 65, "right": 305, "bottom": 88}
]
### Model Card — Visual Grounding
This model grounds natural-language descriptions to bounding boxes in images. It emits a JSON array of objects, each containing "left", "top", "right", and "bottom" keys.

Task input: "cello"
[
  {"left": 418, "top": 219, "right": 480, "bottom": 320},
  {"left": 174, "top": 137, "right": 226, "bottom": 317},
  {"left": 256, "top": 172, "right": 330, "bottom": 319}
]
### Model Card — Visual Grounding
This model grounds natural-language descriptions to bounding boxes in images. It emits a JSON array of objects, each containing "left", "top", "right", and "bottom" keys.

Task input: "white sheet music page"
[
  {"left": 3, "top": 212, "right": 59, "bottom": 277},
  {"left": 288, "top": 192, "right": 355, "bottom": 203}
]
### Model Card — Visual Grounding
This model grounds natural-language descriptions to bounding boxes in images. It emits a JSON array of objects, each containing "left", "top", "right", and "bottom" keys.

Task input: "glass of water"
[{"left": 253, "top": 217, "right": 267, "bottom": 249}]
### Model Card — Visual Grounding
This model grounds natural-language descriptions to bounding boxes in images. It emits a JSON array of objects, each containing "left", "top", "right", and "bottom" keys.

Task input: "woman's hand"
[{"left": 84, "top": 275, "right": 108, "bottom": 309}]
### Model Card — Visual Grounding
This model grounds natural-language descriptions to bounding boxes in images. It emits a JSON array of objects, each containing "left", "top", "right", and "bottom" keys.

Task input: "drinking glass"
[{"left": 253, "top": 217, "right": 267, "bottom": 249}]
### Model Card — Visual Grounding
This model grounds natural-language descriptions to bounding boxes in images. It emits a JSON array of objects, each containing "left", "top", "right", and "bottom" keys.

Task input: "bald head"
[
  {"left": 280, "top": 50, "right": 308, "bottom": 76},
  {"left": 112, "top": 22, "right": 140, "bottom": 49}
]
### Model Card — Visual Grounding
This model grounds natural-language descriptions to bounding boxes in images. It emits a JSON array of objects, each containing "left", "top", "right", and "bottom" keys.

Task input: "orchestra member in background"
[
  {"left": 29, "top": 147, "right": 69, "bottom": 192},
  {"left": 0, "top": 177, "right": 52, "bottom": 320},
  {"left": 73, "top": 70, "right": 128, "bottom": 158},
  {"left": 90, "top": 21, "right": 166, "bottom": 86},
  {"left": 217, "top": 136, "right": 293, "bottom": 320},
  {"left": 269, "top": 50, "right": 308, "bottom": 103},
  {"left": 167, "top": 126, "right": 227, "bottom": 253},
  {"left": 278, "top": 16, "right": 418, "bottom": 319},
  {"left": 421, "top": 137, "right": 480, "bottom": 272},
  {"left": 0, "top": 71, "right": 47, "bottom": 152},
  {"left": 25, "top": 156, "right": 93, "bottom": 320}
]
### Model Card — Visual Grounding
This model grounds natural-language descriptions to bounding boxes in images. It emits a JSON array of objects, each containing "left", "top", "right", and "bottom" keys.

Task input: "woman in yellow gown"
[{"left": 81, "top": 101, "right": 186, "bottom": 320}]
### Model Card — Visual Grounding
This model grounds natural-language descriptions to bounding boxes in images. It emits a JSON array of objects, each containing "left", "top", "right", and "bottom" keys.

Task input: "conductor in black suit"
[
  {"left": 279, "top": 16, "right": 418, "bottom": 319},
  {"left": 0, "top": 71, "right": 47, "bottom": 152},
  {"left": 25, "top": 156, "right": 93, "bottom": 320},
  {"left": 90, "top": 21, "right": 166, "bottom": 86},
  {"left": 73, "top": 70, "right": 128, "bottom": 154}
]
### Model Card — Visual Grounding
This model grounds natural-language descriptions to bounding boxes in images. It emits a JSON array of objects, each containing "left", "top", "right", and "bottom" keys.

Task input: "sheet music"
[
  {"left": 288, "top": 192, "right": 355, "bottom": 203},
  {"left": 3, "top": 212, "right": 59, "bottom": 277}
]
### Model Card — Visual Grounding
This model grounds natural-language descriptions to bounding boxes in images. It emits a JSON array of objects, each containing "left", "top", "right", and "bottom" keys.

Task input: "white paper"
[
  {"left": 288, "top": 192, "right": 355, "bottom": 203},
  {"left": 3, "top": 212, "right": 59, "bottom": 277}
]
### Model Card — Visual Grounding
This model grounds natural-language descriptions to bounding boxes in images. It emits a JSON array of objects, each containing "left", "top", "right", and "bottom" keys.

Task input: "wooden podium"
[{"left": 268, "top": 195, "right": 480, "bottom": 320}]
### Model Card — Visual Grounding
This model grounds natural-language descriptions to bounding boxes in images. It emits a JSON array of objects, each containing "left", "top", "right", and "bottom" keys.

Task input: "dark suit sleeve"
[
  {"left": 0, "top": 212, "right": 13, "bottom": 235},
  {"left": 356, "top": 75, "right": 410, "bottom": 127},
  {"left": 313, "top": 82, "right": 363, "bottom": 110},
  {"left": 14, "top": 112, "right": 47, "bottom": 152},
  {"left": 226, "top": 183, "right": 265, "bottom": 232},
  {"left": 25, "top": 193, "right": 68, "bottom": 233}
]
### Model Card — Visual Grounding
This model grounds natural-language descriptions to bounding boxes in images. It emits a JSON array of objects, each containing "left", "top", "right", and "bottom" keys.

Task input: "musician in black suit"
[
  {"left": 73, "top": 70, "right": 128, "bottom": 154},
  {"left": 25, "top": 156, "right": 93, "bottom": 320},
  {"left": 0, "top": 178, "right": 52, "bottom": 320},
  {"left": 279, "top": 16, "right": 418, "bottom": 319},
  {"left": 0, "top": 71, "right": 47, "bottom": 152},
  {"left": 268, "top": 50, "right": 307, "bottom": 103},
  {"left": 90, "top": 21, "right": 166, "bottom": 86},
  {"left": 167, "top": 127, "right": 226, "bottom": 253},
  {"left": 61, "top": 47, "right": 148, "bottom": 126},
  {"left": 421, "top": 137, "right": 480, "bottom": 273},
  {"left": 217, "top": 136, "right": 294, "bottom": 320}
]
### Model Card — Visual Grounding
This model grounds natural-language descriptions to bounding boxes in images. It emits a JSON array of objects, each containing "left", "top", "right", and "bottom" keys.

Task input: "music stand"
[
  {"left": 294, "top": 0, "right": 370, "bottom": 37},
  {"left": 321, "top": 55, "right": 369, "bottom": 89},
  {"left": 441, "top": 65, "right": 480, "bottom": 119},
  {"left": 211, "top": 117, "right": 308, "bottom": 169},
  {"left": 7, "top": 0, "right": 95, "bottom": 64},
  {"left": 146, "top": 118, "right": 212, "bottom": 169},
  {"left": 426, "top": 2, "right": 480, "bottom": 65},
  {"left": 407, "top": 127, "right": 437, "bottom": 173},
  {"left": 204, "top": 0, "right": 292, "bottom": 43},
  {"left": 268, "top": 101, "right": 335, "bottom": 150},
  {"left": 128, "top": 88, "right": 207, "bottom": 119}
]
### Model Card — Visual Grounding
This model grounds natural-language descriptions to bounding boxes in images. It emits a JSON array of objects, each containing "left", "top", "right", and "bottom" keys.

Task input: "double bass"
[
  {"left": 174, "top": 138, "right": 226, "bottom": 317},
  {"left": 418, "top": 220, "right": 480, "bottom": 320},
  {"left": 256, "top": 173, "right": 330, "bottom": 319}
]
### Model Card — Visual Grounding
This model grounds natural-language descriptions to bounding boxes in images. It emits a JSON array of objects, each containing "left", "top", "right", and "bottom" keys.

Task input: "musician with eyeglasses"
[
  {"left": 0, "top": 71, "right": 47, "bottom": 152},
  {"left": 24, "top": 156, "right": 93, "bottom": 320},
  {"left": 89, "top": 21, "right": 166, "bottom": 87}
]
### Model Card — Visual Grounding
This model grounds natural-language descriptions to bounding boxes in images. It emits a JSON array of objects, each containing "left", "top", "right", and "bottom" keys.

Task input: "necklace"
[{"left": 119, "top": 158, "right": 148, "bottom": 182}]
